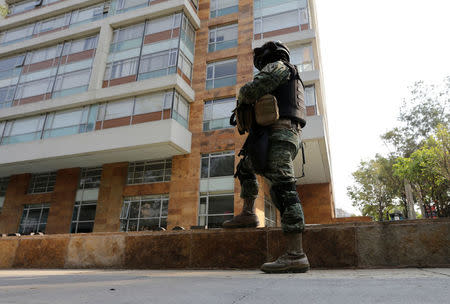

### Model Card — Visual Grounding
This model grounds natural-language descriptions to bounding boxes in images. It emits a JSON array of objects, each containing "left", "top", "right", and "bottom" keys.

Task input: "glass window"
[
  {"left": 43, "top": 107, "right": 89, "bottom": 139},
  {"left": 113, "top": 23, "right": 145, "bottom": 44},
  {"left": 71, "top": 201, "right": 97, "bottom": 233},
  {"left": 28, "top": 172, "right": 57, "bottom": 194},
  {"left": 254, "top": 0, "right": 310, "bottom": 38},
  {"left": 208, "top": 24, "right": 238, "bottom": 52},
  {"left": 70, "top": 4, "right": 105, "bottom": 26},
  {"left": 203, "top": 97, "right": 235, "bottom": 131},
  {"left": 18, "top": 203, "right": 50, "bottom": 235},
  {"left": 120, "top": 195, "right": 169, "bottom": 231},
  {"left": 138, "top": 49, "right": 177, "bottom": 80},
  {"left": 104, "top": 98, "right": 134, "bottom": 120},
  {"left": 106, "top": 57, "right": 139, "bottom": 80},
  {"left": 210, "top": 0, "right": 239, "bottom": 18},
  {"left": 113, "top": 0, "right": 149, "bottom": 15},
  {"left": 178, "top": 52, "right": 193, "bottom": 80},
  {"left": 264, "top": 197, "right": 277, "bottom": 227},
  {"left": 305, "top": 85, "right": 316, "bottom": 107},
  {"left": 290, "top": 43, "right": 314, "bottom": 72},
  {"left": 201, "top": 151, "right": 234, "bottom": 178},
  {"left": 0, "top": 176, "right": 9, "bottom": 197},
  {"left": 26, "top": 45, "right": 63, "bottom": 64},
  {"left": 1, "top": 115, "right": 45, "bottom": 145},
  {"left": 8, "top": 0, "right": 38, "bottom": 16},
  {"left": 206, "top": 59, "right": 237, "bottom": 89},
  {"left": 0, "top": 24, "right": 35, "bottom": 45},
  {"left": 198, "top": 193, "right": 234, "bottom": 228},
  {"left": 145, "top": 14, "right": 180, "bottom": 35},
  {"left": 134, "top": 91, "right": 168, "bottom": 115},
  {"left": 172, "top": 92, "right": 190, "bottom": 128},
  {"left": 79, "top": 167, "right": 102, "bottom": 190},
  {"left": 127, "top": 159, "right": 172, "bottom": 184},
  {"left": 63, "top": 36, "right": 98, "bottom": 55},
  {"left": 34, "top": 14, "right": 70, "bottom": 35}
]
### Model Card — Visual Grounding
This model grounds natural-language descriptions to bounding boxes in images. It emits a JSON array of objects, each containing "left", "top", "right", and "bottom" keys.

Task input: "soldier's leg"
[
  {"left": 223, "top": 156, "right": 260, "bottom": 228},
  {"left": 261, "top": 129, "right": 309, "bottom": 273}
]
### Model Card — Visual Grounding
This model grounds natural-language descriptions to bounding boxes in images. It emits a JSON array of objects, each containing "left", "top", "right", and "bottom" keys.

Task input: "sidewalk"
[{"left": 0, "top": 268, "right": 449, "bottom": 304}]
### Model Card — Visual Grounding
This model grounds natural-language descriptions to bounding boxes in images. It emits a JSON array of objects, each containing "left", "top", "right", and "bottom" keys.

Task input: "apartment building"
[{"left": 0, "top": 0, "right": 333, "bottom": 235}]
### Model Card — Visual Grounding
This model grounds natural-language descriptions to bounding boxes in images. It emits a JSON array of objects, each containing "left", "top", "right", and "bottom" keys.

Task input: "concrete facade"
[{"left": 0, "top": 0, "right": 341, "bottom": 236}]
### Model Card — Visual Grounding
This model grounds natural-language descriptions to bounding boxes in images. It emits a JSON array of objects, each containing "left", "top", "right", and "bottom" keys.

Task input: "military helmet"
[{"left": 253, "top": 41, "right": 290, "bottom": 71}]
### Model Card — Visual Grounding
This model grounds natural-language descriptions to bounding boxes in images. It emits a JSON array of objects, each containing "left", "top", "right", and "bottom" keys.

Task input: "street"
[{"left": 0, "top": 268, "right": 448, "bottom": 303}]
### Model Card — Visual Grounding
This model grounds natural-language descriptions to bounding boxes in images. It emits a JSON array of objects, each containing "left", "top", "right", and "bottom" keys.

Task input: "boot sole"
[{"left": 261, "top": 265, "right": 310, "bottom": 274}]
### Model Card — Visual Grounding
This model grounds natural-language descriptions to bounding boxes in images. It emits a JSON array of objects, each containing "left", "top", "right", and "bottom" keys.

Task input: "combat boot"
[
  {"left": 261, "top": 233, "right": 309, "bottom": 273},
  {"left": 222, "top": 198, "right": 259, "bottom": 228}
]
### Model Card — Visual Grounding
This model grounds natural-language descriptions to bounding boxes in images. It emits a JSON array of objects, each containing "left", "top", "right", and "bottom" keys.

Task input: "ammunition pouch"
[
  {"left": 254, "top": 94, "right": 279, "bottom": 126},
  {"left": 230, "top": 102, "right": 254, "bottom": 135}
]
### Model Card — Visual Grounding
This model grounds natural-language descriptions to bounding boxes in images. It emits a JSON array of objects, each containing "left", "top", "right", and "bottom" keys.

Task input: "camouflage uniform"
[{"left": 236, "top": 60, "right": 305, "bottom": 233}]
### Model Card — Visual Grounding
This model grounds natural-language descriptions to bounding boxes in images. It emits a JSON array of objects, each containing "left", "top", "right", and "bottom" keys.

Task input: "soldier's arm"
[{"left": 238, "top": 61, "right": 291, "bottom": 104}]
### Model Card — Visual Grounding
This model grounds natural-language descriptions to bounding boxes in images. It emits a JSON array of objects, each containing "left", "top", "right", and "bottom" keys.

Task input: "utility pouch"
[
  {"left": 231, "top": 102, "right": 254, "bottom": 135},
  {"left": 254, "top": 94, "right": 279, "bottom": 126}
]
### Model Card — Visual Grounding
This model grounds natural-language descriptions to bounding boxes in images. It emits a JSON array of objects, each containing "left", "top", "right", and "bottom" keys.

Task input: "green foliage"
[
  {"left": 347, "top": 155, "right": 403, "bottom": 221},
  {"left": 0, "top": 5, "right": 8, "bottom": 17},
  {"left": 349, "top": 77, "right": 450, "bottom": 219}
]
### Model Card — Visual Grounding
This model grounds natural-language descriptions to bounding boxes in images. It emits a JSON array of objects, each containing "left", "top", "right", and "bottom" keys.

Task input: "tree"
[
  {"left": 394, "top": 124, "right": 450, "bottom": 217},
  {"left": 347, "top": 154, "right": 403, "bottom": 221},
  {"left": 382, "top": 77, "right": 450, "bottom": 157}
]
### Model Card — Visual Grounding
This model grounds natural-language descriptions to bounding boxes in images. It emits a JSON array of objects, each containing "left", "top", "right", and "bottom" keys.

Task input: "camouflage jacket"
[{"left": 238, "top": 60, "right": 291, "bottom": 105}]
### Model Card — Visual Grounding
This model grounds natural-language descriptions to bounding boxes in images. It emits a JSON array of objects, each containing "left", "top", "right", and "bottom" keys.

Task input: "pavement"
[{"left": 0, "top": 268, "right": 449, "bottom": 304}]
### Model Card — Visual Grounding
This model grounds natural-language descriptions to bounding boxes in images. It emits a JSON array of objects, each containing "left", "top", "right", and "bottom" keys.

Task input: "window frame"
[
  {"left": 198, "top": 192, "right": 234, "bottom": 228},
  {"left": 79, "top": 167, "right": 103, "bottom": 190},
  {"left": 18, "top": 203, "right": 50, "bottom": 235},
  {"left": 210, "top": 0, "right": 239, "bottom": 18},
  {"left": 201, "top": 151, "right": 235, "bottom": 179},
  {"left": 203, "top": 97, "right": 235, "bottom": 131},
  {"left": 28, "top": 172, "right": 57, "bottom": 194},
  {"left": 120, "top": 194, "right": 169, "bottom": 232},
  {"left": 206, "top": 59, "right": 237, "bottom": 89},
  {"left": 127, "top": 159, "right": 172, "bottom": 185},
  {"left": 208, "top": 23, "right": 238, "bottom": 53},
  {"left": 71, "top": 200, "right": 97, "bottom": 233}
]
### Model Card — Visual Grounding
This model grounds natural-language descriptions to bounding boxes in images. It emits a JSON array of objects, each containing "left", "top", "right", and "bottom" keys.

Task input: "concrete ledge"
[{"left": 0, "top": 220, "right": 448, "bottom": 269}]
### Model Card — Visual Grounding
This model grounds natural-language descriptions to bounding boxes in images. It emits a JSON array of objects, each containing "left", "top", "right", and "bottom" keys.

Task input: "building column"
[
  {"left": 45, "top": 168, "right": 80, "bottom": 234},
  {"left": 94, "top": 162, "right": 128, "bottom": 232},
  {"left": 88, "top": 23, "right": 114, "bottom": 91},
  {"left": 0, "top": 174, "right": 30, "bottom": 234},
  {"left": 167, "top": 154, "right": 200, "bottom": 230},
  {"left": 298, "top": 182, "right": 334, "bottom": 224}
]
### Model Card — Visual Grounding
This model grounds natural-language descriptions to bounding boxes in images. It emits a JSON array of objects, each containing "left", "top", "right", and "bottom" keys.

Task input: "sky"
[{"left": 313, "top": 0, "right": 450, "bottom": 214}]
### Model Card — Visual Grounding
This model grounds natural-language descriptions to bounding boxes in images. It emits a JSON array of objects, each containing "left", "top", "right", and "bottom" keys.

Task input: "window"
[
  {"left": 0, "top": 104, "right": 98, "bottom": 145},
  {"left": 79, "top": 167, "right": 102, "bottom": 189},
  {"left": 198, "top": 192, "right": 234, "bottom": 228},
  {"left": 52, "top": 69, "right": 92, "bottom": 97},
  {"left": 26, "top": 45, "right": 63, "bottom": 65},
  {"left": 208, "top": 24, "right": 238, "bottom": 52},
  {"left": 138, "top": 49, "right": 177, "bottom": 80},
  {"left": 8, "top": 0, "right": 39, "bottom": 16},
  {"left": 201, "top": 151, "right": 235, "bottom": 178},
  {"left": 290, "top": 44, "right": 314, "bottom": 72},
  {"left": 62, "top": 36, "right": 98, "bottom": 55},
  {"left": 0, "top": 177, "right": 9, "bottom": 197},
  {"left": 265, "top": 197, "right": 277, "bottom": 227},
  {"left": 178, "top": 52, "right": 193, "bottom": 81},
  {"left": 206, "top": 59, "right": 237, "bottom": 89},
  {"left": 34, "top": 14, "right": 70, "bottom": 35},
  {"left": 113, "top": 0, "right": 149, "bottom": 15},
  {"left": 106, "top": 58, "right": 139, "bottom": 80},
  {"left": 127, "top": 159, "right": 172, "bottom": 184},
  {"left": 120, "top": 195, "right": 169, "bottom": 231},
  {"left": 1, "top": 115, "right": 45, "bottom": 145},
  {"left": 254, "top": 0, "right": 310, "bottom": 39},
  {"left": 18, "top": 203, "right": 50, "bottom": 235},
  {"left": 210, "top": 0, "right": 239, "bottom": 18},
  {"left": 0, "top": 24, "right": 35, "bottom": 45},
  {"left": 70, "top": 4, "right": 106, "bottom": 26},
  {"left": 28, "top": 172, "right": 57, "bottom": 194},
  {"left": 172, "top": 92, "right": 190, "bottom": 128},
  {"left": 43, "top": 106, "right": 96, "bottom": 139},
  {"left": 305, "top": 85, "right": 317, "bottom": 115},
  {"left": 71, "top": 201, "right": 97, "bottom": 233},
  {"left": 203, "top": 97, "right": 235, "bottom": 131},
  {"left": 0, "top": 54, "right": 25, "bottom": 109}
]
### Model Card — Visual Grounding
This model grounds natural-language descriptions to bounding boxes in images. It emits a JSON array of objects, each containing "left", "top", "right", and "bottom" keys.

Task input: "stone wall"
[{"left": 1, "top": 219, "right": 448, "bottom": 269}]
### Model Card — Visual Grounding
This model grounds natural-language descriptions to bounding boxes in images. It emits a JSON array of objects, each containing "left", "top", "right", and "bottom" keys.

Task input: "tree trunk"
[
  {"left": 414, "top": 184, "right": 426, "bottom": 217},
  {"left": 404, "top": 179, "right": 416, "bottom": 219}
]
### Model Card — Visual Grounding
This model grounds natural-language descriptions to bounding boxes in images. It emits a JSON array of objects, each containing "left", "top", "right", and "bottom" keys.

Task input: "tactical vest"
[{"left": 271, "top": 62, "right": 306, "bottom": 128}]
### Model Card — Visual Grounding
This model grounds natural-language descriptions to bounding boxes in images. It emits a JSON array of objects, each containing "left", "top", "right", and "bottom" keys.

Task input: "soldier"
[{"left": 223, "top": 41, "right": 309, "bottom": 273}]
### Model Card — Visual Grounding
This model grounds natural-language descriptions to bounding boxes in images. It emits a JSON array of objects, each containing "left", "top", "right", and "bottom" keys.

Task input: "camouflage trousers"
[{"left": 236, "top": 127, "right": 305, "bottom": 233}]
